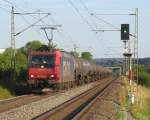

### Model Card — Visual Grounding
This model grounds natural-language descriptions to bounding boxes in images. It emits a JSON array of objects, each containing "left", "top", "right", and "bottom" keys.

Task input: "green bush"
[
  {"left": 15, "top": 50, "right": 27, "bottom": 82},
  {"left": 138, "top": 66, "right": 150, "bottom": 87},
  {"left": 0, "top": 49, "right": 11, "bottom": 72},
  {"left": 0, "top": 48, "right": 27, "bottom": 82},
  {"left": 0, "top": 86, "right": 13, "bottom": 100}
]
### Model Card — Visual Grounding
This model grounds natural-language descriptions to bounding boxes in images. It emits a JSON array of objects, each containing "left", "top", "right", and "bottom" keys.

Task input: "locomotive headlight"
[
  {"left": 30, "top": 74, "right": 34, "bottom": 78},
  {"left": 50, "top": 74, "right": 54, "bottom": 78}
]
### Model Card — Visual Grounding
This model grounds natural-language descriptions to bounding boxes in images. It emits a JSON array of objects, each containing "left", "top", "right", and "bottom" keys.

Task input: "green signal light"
[{"left": 121, "top": 24, "right": 129, "bottom": 40}]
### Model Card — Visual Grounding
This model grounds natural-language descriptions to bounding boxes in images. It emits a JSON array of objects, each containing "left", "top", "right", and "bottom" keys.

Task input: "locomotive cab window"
[{"left": 30, "top": 55, "right": 55, "bottom": 68}]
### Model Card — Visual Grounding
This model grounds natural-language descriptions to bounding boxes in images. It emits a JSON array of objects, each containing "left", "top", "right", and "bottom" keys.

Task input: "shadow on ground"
[{"left": 0, "top": 78, "right": 31, "bottom": 95}]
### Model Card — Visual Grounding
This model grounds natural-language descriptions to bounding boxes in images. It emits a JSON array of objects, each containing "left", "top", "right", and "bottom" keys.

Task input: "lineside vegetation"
[
  {"left": 0, "top": 86, "right": 13, "bottom": 100},
  {"left": 130, "top": 65, "right": 150, "bottom": 120},
  {"left": 0, "top": 40, "right": 93, "bottom": 99}
]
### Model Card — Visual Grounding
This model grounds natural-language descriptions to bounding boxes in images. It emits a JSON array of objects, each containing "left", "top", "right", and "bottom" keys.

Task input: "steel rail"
[
  {"left": 0, "top": 92, "right": 54, "bottom": 113},
  {"left": 32, "top": 77, "right": 117, "bottom": 120},
  {"left": 72, "top": 77, "right": 118, "bottom": 120}
]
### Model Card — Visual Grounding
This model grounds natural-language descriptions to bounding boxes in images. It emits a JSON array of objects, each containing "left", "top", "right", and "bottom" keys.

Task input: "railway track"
[
  {"left": 32, "top": 77, "right": 118, "bottom": 120},
  {"left": 0, "top": 77, "right": 115, "bottom": 120},
  {"left": 0, "top": 91, "right": 54, "bottom": 113},
  {"left": 0, "top": 78, "right": 110, "bottom": 114},
  {"left": 0, "top": 82, "right": 96, "bottom": 114},
  {"left": 73, "top": 77, "right": 120, "bottom": 120}
]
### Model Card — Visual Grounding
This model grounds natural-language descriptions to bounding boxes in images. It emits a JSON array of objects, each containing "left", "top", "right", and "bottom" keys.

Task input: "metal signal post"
[
  {"left": 11, "top": 6, "right": 15, "bottom": 81},
  {"left": 132, "top": 8, "right": 139, "bottom": 104},
  {"left": 122, "top": 8, "right": 139, "bottom": 104}
]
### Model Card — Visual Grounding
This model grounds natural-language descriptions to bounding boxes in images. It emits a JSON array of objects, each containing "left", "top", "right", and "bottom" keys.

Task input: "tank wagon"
[{"left": 27, "top": 50, "right": 112, "bottom": 89}]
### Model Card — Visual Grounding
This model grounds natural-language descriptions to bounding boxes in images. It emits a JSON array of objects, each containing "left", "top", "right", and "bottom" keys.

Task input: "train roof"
[
  {"left": 29, "top": 50, "right": 112, "bottom": 72},
  {"left": 30, "top": 50, "right": 56, "bottom": 55}
]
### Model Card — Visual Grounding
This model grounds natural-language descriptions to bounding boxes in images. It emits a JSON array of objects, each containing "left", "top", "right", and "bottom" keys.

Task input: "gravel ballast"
[{"left": 0, "top": 83, "right": 96, "bottom": 120}]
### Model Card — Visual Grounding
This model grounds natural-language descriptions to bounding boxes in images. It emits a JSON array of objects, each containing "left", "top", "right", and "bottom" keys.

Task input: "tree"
[
  {"left": 81, "top": 52, "right": 93, "bottom": 60},
  {"left": 37, "top": 44, "right": 49, "bottom": 51},
  {"left": 0, "top": 48, "right": 11, "bottom": 72},
  {"left": 20, "top": 40, "right": 43, "bottom": 56},
  {"left": 38, "top": 43, "right": 58, "bottom": 51},
  {"left": 0, "top": 48, "right": 27, "bottom": 81},
  {"left": 69, "top": 51, "right": 79, "bottom": 57},
  {"left": 138, "top": 65, "right": 150, "bottom": 87},
  {"left": 15, "top": 49, "right": 27, "bottom": 81}
]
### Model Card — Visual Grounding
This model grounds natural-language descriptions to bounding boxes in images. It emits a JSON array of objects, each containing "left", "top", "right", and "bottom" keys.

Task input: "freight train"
[{"left": 27, "top": 50, "right": 112, "bottom": 89}]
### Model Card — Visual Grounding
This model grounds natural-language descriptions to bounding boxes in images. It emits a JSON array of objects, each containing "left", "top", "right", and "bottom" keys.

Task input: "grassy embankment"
[
  {"left": 129, "top": 85, "right": 150, "bottom": 120},
  {"left": 117, "top": 76, "right": 150, "bottom": 120},
  {"left": 0, "top": 86, "right": 13, "bottom": 100},
  {"left": 130, "top": 66, "right": 150, "bottom": 120}
]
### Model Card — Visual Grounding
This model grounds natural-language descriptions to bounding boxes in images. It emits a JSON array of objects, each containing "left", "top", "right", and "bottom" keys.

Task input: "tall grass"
[
  {"left": 0, "top": 86, "right": 13, "bottom": 100},
  {"left": 128, "top": 66, "right": 150, "bottom": 120},
  {"left": 129, "top": 86, "right": 150, "bottom": 120},
  {"left": 118, "top": 76, "right": 150, "bottom": 120}
]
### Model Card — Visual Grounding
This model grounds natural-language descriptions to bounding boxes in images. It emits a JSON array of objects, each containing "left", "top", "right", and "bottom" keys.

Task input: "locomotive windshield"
[{"left": 30, "top": 55, "right": 55, "bottom": 68}]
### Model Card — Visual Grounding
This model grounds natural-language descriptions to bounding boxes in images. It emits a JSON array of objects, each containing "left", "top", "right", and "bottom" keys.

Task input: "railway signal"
[{"left": 121, "top": 24, "right": 129, "bottom": 40}]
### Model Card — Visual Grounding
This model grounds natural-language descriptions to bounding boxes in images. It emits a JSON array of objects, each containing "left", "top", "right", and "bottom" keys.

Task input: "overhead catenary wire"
[
  {"left": 15, "top": 14, "right": 50, "bottom": 36},
  {"left": 12, "top": 7, "right": 66, "bottom": 45},
  {"left": 2, "top": 0, "right": 33, "bottom": 12},
  {"left": 91, "top": 10, "right": 135, "bottom": 58},
  {"left": 2, "top": 0, "right": 120, "bottom": 56},
  {"left": 94, "top": 13, "right": 133, "bottom": 15},
  {"left": 38, "top": 9, "right": 79, "bottom": 51},
  {"left": 1, "top": 0, "right": 13, "bottom": 5},
  {"left": 67, "top": 0, "right": 94, "bottom": 30},
  {"left": 78, "top": 0, "right": 111, "bottom": 55},
  {"left": 48, "top": 17, "right": 77, "bottom": 50},
  {"left": 18, "top": 13, "right": 48, "bottom": 40},
  {"left": 0, "top": 6, "right": 10, "bottom": 13},
  {"left": 18, "top": 7, "right": 76, "bottom": 51},
  {"left": 67, "top": 0, "right": 103, "bottom": 51},
  {"left": 21, "top": 12, "right": 78, "bottom": 51},
  {"left": 50, "top": 17, "right": 75, "bottom": 41},
  {"left": 0, "top": 3, "right": 11, "bottom": 7},
  {"left": 0, "top": 2, "right": 12, "bottom": 13},
  {"left": 1, "top": 0, "right": 51, "bottom": 42},
  {"left": 33, "top": 11, "right": 77, "bottom": 50},
  {"left": 14, "top": 10, "right": 51, "bottom": 41},
  {"left": 2, "top": 0, "right": 95, "bottom": 53},
  {"left": 11, "top": 0, "right": 77, "bottom": 50},
  {"left": 91, "top": 13, "right": 120, "bottom": 30},
  {"left": 68, "top": 0, "right": 116, "bottom": 57},
  {"left": 79, "top": 0, "right": 98, "bottom": 29},
  {"left": 78, "top": 0, "right": 121, "bottom": 31},
  {"left": 2, "top": 0, "right": 49, "bottom": 27},
  {"left": 91, "top": 13, "right": 123, "bottom": 57}
]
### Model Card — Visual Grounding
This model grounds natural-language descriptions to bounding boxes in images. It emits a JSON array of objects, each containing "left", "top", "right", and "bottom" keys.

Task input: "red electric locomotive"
[
  {"left": 28, "top": 50, "right": 61, "bottom": 88},
  {"left": 27, "top": 50, "right": 112, "bottom": 89}
]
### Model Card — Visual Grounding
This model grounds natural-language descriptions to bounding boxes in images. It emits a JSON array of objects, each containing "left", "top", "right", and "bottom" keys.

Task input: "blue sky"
[{"left": 0, "top": 0, "right": 149, "bottom": 58}]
